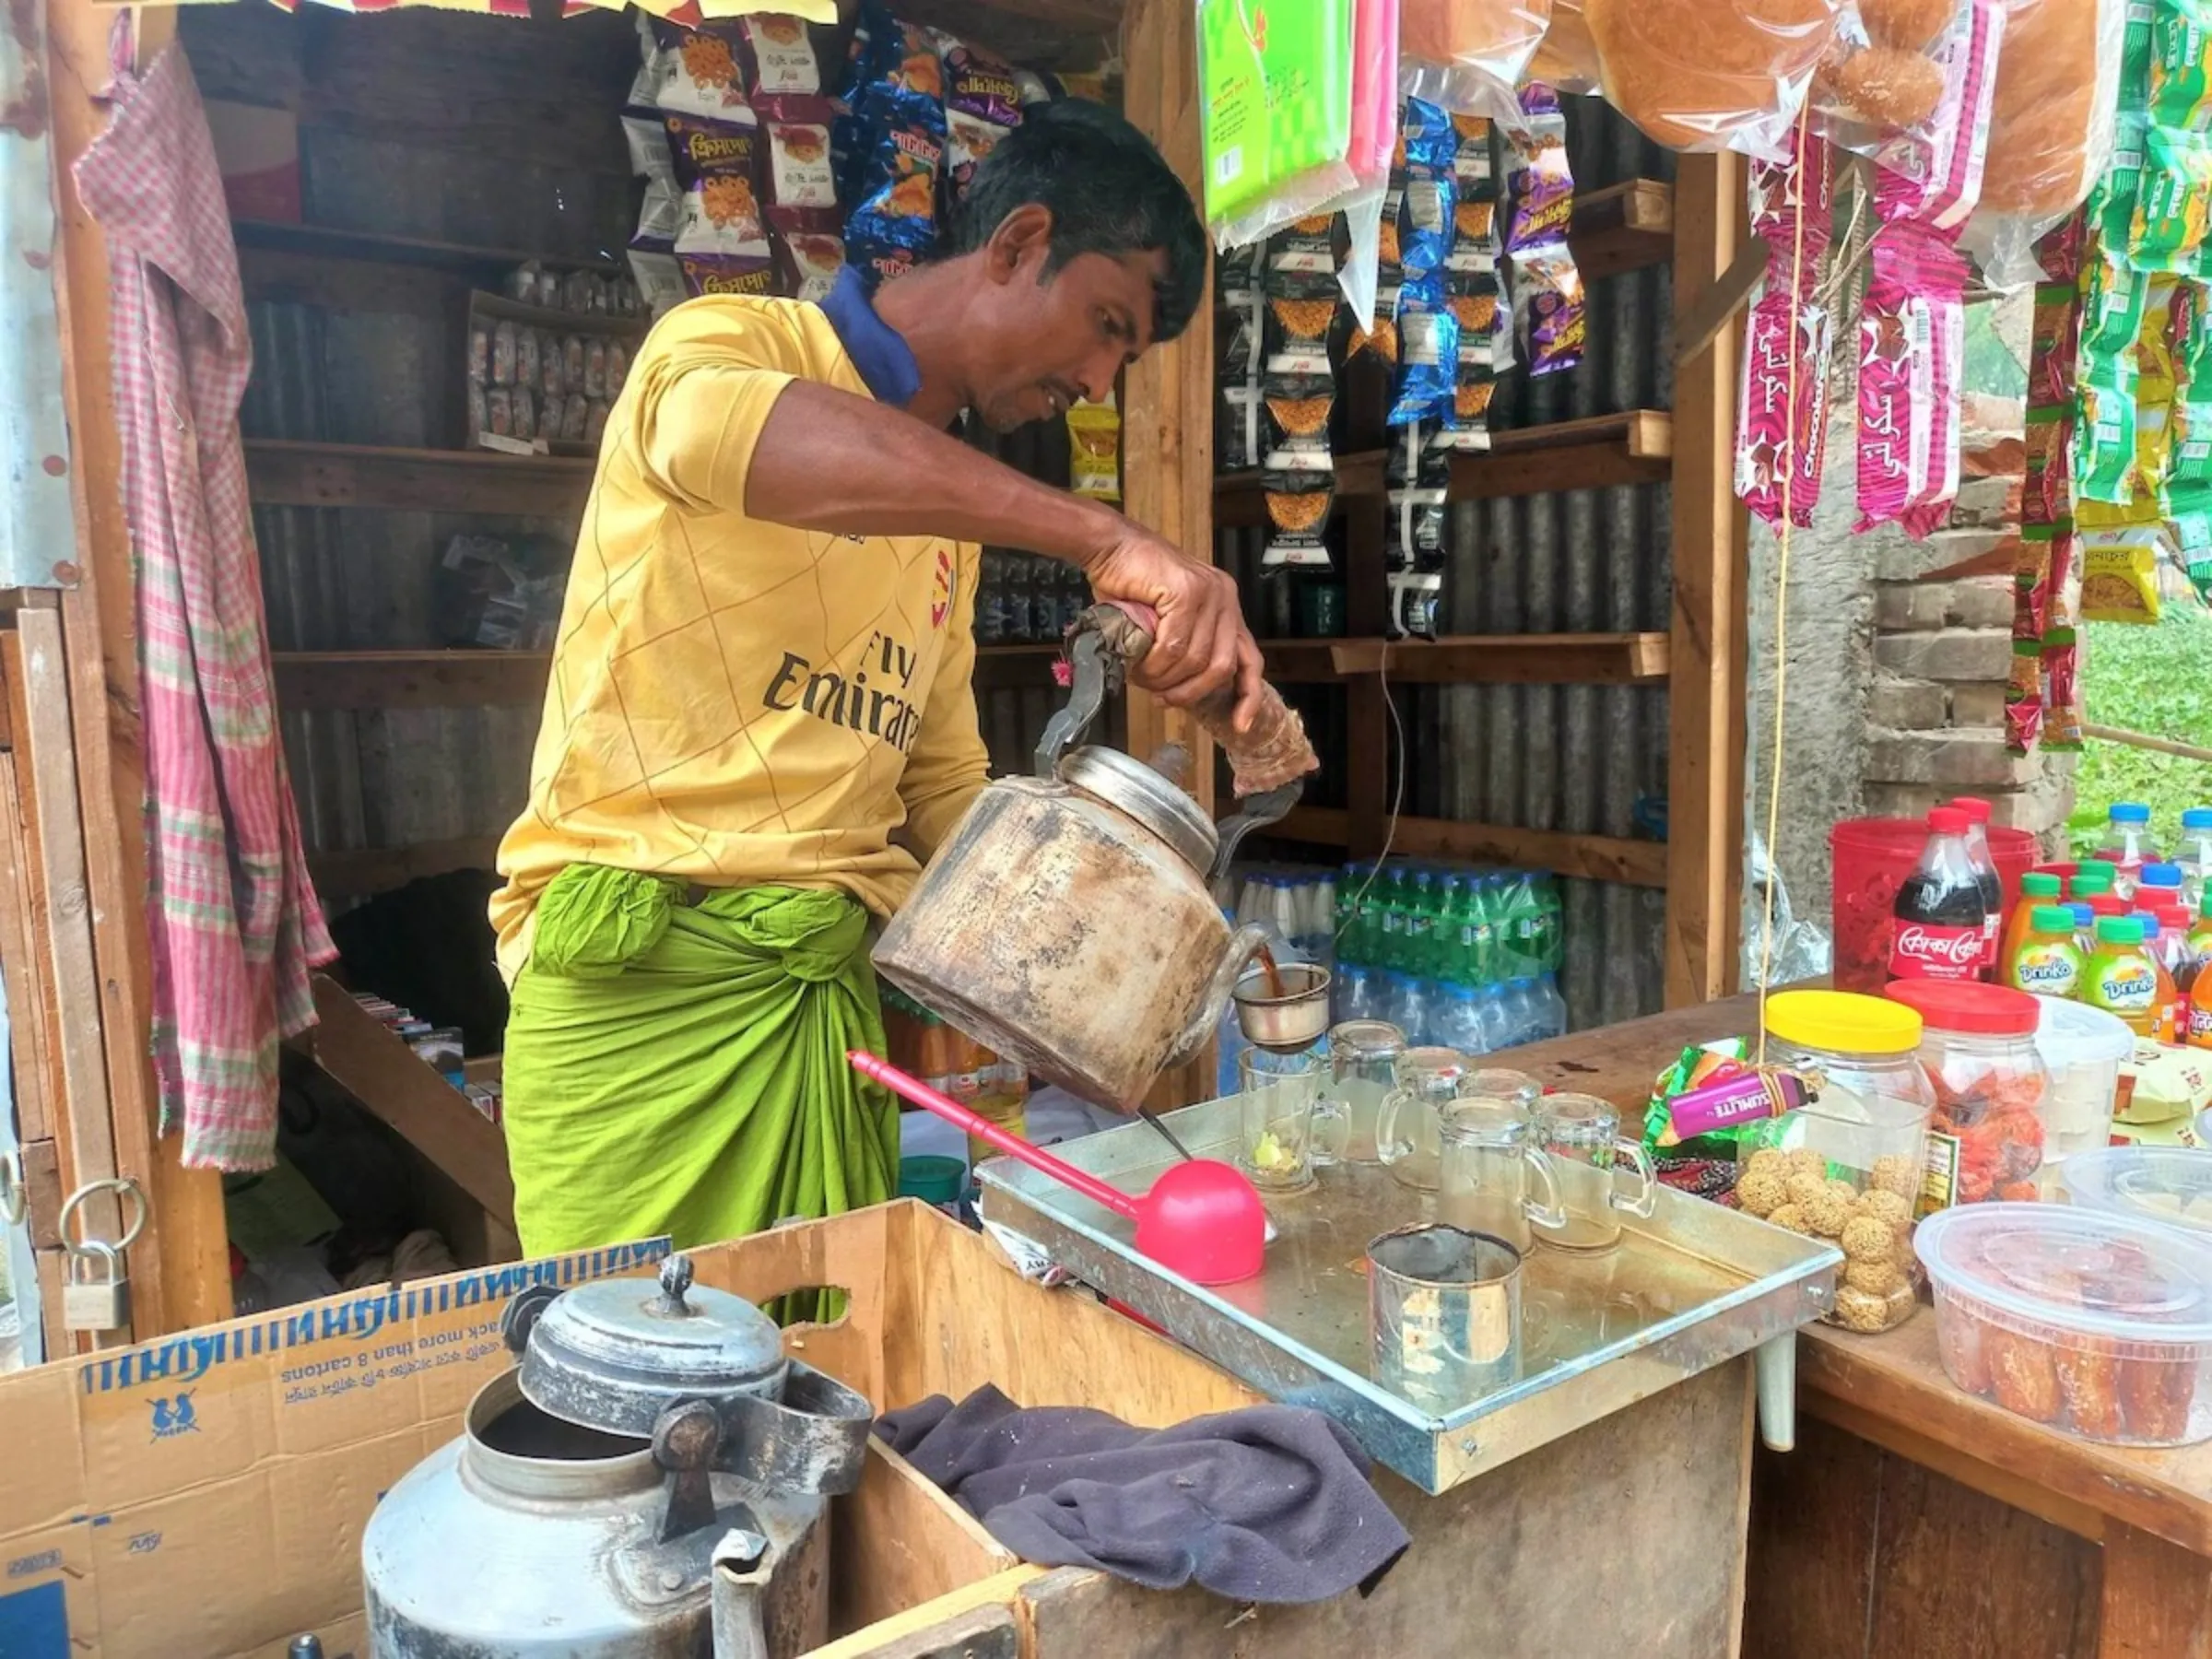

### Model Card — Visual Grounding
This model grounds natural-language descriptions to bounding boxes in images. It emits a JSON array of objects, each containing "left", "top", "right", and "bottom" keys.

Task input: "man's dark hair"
[{"left": 948, "top": 98, "right": 1209, "bottom": 345}]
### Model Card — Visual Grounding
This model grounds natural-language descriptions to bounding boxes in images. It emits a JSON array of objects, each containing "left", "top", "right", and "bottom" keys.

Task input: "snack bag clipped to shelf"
[
  {"left": 1262, "top": 217, "right": 1343, "bottom": 569},
  {"left": 1503, "top": 85, "right": 1583, "bottom": 378},
  {"left": 841, "top": 5, "right": 949, "bottom": 288},
  {"left": 1389, "top": 100, "right": 1462, "bottom": 429},
  {"left": 1853, "top": 0, "right": 2002, "bottom": 536},
  {"left": 1197, "top": 0, "right": 1358, "bottom": 249},
  {"left": 1737, "top": 129, "right": 1836, "bottom": 527}
]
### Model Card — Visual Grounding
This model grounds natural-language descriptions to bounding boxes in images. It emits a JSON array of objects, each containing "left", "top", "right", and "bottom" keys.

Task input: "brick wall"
[{"left": 1861, "top": 513, "right": 2076, "bottom": 842}]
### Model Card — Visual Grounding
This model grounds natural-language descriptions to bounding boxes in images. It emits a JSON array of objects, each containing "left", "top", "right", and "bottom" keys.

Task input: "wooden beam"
[
  {"left": 1571, "top": 179, "right": 1676, "bottom": 284},
  {"left": 9, "top": 610, "right": 127, "bottom": 1346},
  {"left": 307, "top": 975, "right": 515, "bottom": 1228},
  {"left": 0, "top": 749, "right": 55, "bottom": 1148},
  {"left": 244, "top": 440, "right": 594, "bottom": 515},
  {"left": 308, "top": 836, "right": 504, "bottom": 897},
  {"left": 1214, "top": 411, "right": 1675, "bottom": 528},
  {"left": 273, "top": 649, "right": 551, "bottom": 710},
  {"left": 1121, "top": 0, "right": 1212, "bottom": 1111},
  {"left": 50, "top": 0, "right": 230, "bottom": 1337},
  {"left": 1260, "top": 632, "right": 1672, "bottom": 687},
  {"left": 1665, "top": 152, "right": 1750, "bottom": 1007},
  {"left": 1270, "top": 805, "right": 1669, "bottom": 888},
  {"left": 2097, "top": 1524, "right": 2212, "bottom": 1659}
]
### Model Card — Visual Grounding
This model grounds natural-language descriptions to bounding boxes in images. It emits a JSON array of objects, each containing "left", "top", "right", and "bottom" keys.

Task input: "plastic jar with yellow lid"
[{"left": 1734, "top": 990, "right": 1937, "bottom": 1335}]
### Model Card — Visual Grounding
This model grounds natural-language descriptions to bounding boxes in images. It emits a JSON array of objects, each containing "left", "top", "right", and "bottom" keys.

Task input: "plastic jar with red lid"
[{"left": 1886, "top": 981, "right": 2051, "bottom": 1208}]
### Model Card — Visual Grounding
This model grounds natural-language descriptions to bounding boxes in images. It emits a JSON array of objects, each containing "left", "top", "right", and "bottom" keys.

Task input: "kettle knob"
[{"left": 653, "top": 1254, "right": 696, "bottom": 1314}]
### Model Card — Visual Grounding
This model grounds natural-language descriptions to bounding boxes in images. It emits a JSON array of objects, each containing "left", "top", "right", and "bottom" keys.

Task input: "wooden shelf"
[
  {"left": 246, "top": 440, "right": 595, "bottom": 516},
  {"left": 308, "top": 836, "right": 504, "bottom": 895},
  {"left": 1571, "top": 180, "right": 1675, "bottom": 284},
  {"left": 1214, "top": 410, "right": 1674, "bottom": 528},
  {"left": 468, "top": 288, "right": 647, "bottom": 339},
  {"left": 272, "top": 649, "right": 551, "bottom": 711},
  {"left": 273, "top": 642, "right": 1066, "bottom": 712},
  {"left": 1267, "top": 806, "right": 1668, "bottom": 889},
  {"left": 231, "top": 218, "right": 623, "bottom": 278},
  {"left": 305, "top": 974, "right": 512, "bottom": 1230},
  {"left": 1260, "top": 631, "right": 1670, "bottom": 686}
]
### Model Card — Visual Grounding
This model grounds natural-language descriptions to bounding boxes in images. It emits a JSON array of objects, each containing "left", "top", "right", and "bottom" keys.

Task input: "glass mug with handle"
[
  {"left": 1376, "top": 1061, "right": 1545, "bottom": 1193},
  {"left": 1325, "top": 1019, "right": 1406, "bottom": 1166},
  {"left": 1531, "top": 1092, "right": 1659, "bottom": 1253},
  {"left": 1429, "top": 1096, "right": 1567, "bottom": 1254},
  {"left": 1237, "top": 1048, "right": 1347, "bottom": 1194}
]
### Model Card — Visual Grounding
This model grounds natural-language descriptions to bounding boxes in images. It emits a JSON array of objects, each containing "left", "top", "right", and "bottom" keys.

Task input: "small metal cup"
[
  {"left": 1232, "top": 962, "right": 1335, "bottom": 1053},
  {"left": 1368, "top": 1223, "right": 1524, "bottom": 1412}
]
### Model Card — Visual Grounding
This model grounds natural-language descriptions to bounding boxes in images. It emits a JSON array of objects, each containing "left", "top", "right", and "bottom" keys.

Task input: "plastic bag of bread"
[
  {"left": 1527, "top": 0, "right": 1602, "bottom": 93},
  {"left": 1399, "top": 0, "right": 1551, "bottom": 119},
  {"left": 1961, "top": 0, "right": 2127, "bottom": 288},
  {"left": 1584, "top": 0, "right": 1842, "bottom": 157},
  {"left": 1806, "top": 0, "right": 1969, "bottom": 179}
]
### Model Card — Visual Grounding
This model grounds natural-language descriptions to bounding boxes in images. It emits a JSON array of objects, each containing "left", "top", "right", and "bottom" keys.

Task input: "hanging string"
[{"left": 1755, "top": 106, "right": 1818, "bottom": 1068}]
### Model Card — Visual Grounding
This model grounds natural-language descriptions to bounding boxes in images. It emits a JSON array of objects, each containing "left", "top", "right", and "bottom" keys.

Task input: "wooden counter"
[{"left": 1512, "top": 997, "right": 2212, "bottom": 1658}]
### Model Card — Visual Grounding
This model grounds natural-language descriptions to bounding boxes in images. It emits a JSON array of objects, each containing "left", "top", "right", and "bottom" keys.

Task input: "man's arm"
[{"left": 652, "top": 367, "right": 1261, "bottom": 729}]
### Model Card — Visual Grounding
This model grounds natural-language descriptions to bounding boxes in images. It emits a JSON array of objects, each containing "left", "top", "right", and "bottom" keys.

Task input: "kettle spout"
[
  {"left": 1164, "top": 923, "right": 1272, "bottom": 1074},
  {"left": 711, "top": 1529, "right": 775, "bottom": 1659}
]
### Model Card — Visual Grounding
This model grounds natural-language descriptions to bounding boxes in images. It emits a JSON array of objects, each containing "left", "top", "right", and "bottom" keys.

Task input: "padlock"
[{"left": 63, "top": 1240, "right": 131, "bottom": 1332}]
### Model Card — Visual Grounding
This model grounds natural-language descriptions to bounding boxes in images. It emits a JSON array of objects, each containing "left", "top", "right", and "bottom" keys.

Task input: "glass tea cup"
[
  {"left": 1326, "top": 1019, "right": 1406, "bottom": 1166},
  {"left": 1237, "top": 1049, "right": 1347, "bottom": 1194},
  {"left": 1432, "top": 1096, "right": 1566, "bottom": 1253},
  {"left": 1377, "top": 1060, "right": 1543, "bottom": 1193},
  {"left": 1531, "top": 1092, "right": 1658, "bottom": 1254}
]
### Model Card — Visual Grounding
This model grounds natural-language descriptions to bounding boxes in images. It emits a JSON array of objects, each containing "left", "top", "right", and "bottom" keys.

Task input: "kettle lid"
[
  {"left": 1059, "top": 746, "right": 1218, "bottom": 872},
  {"left": 510, "top": 1254, "right": 789, "bottom": 1438}
]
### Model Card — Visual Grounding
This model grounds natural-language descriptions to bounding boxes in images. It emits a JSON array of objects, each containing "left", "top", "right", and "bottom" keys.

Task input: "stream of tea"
[{"left": 1254, "top": 943, "right": 1287, "bottom": 998}]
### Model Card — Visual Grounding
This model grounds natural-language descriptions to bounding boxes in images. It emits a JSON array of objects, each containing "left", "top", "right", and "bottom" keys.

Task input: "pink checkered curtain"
[{"left": 75, "top": 36, "right": 335, "bottom": 1171}]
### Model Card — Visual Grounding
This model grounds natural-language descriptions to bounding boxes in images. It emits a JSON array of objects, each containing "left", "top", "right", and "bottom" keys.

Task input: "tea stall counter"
[{"left": 1510, "top": 997, "right": 2212, "bottom": 1659}]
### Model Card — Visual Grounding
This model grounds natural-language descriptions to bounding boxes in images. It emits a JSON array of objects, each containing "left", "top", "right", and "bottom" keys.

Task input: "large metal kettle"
[
  {"left": 874, "top": 605, "right": 1307, "bottom": 1112},
  {"left": 361, "top": 1255, "right": 874, "bottom": 1658}
]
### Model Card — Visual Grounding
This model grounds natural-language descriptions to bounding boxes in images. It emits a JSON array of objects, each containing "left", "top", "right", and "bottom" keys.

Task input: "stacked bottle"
[{"left": 1324, "top": 857, "right": 1568, "bottom": 1050}]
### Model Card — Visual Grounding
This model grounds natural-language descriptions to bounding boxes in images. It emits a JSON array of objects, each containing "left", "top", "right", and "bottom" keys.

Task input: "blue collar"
[{"left": 818, "top": 266, "right": 923, "bottom": 409}]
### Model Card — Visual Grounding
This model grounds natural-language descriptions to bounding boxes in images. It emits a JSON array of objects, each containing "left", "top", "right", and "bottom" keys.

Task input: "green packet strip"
[
  {"left": 1197, "top": 0, "right": 1353, "bottom": 229},
  {"left": 2128, "top": 124, "right": 2212, "bottom": 274},
  {"left": 2077, "top": 256, "right": 2149, "bottom": 504},
  {"left": 2171, "top": 280, "right": 2212, "bottom": 490},
  {"left": 2149, "top": 2, "right": 2212, "bottom": 133},
  {"left": 2171, "top": 481, "right": 2212, "bottom": 601}
]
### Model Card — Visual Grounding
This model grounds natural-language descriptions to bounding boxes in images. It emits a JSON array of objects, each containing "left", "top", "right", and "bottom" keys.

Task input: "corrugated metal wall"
[{"left": 1224, "top": 104, "right": 1678, "bottom": 1031}]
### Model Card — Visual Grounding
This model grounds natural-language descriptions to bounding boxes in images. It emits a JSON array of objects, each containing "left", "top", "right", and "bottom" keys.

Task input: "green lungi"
[{"left": 502, "top": 866, "right": 900, "bottom": 1258}]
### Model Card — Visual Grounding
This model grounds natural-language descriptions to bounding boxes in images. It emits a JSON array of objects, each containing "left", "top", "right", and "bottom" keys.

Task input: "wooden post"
[
  {"left": 1665, "top": 152, "right": 1749, "bottom": 1008},
  {"left": 1120, "top": 0, "right": 1218, "bottom": 1108},
  {"left": 43, "top": 0, "right": 231, "bottom": 1335}
]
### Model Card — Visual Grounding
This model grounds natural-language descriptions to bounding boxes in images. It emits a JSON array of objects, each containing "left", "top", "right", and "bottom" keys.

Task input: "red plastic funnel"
[{"left": 850, "top": 1052, "right": 1266, "bottom": 1286}]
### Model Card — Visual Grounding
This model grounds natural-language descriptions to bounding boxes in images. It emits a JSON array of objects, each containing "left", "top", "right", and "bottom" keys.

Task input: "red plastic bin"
[{"left": 1830, "top": 818, "right": 2038, "bottom": 994}]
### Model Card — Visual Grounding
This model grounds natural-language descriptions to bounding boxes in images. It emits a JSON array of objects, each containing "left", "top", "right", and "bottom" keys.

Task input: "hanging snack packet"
[
  {"left": 1853, "top": 0, "right": 2001, "bottom": 535},
  {"left": 845, "top": 123, "right": 946, "bottom": 286},
  {"left": 2006, "top": 637, "right": 2044, "bottom": 754},
  {"left": 1385, "top": 421, "right": 1451, "bottom": 577},
  {"left": 1197, "top": 0, "right": 1357, "bottom": 249},
  {"left": 737, "top": 15, "right": 822, "bottom": 98},
  {"left": 2042, "top": 627, "right": 2085, "bottom": 752},
  {"left": 2148, "top": 0, "right": 2212, "bottom": 132},
  {"left": 2130, "top": 124, "right": 2212, "bottom": 273},
  {"left": 2075, "top": 254, "right": 2150, "bottom": 504},
  {"left": 756, "top": 96, "right": 838, "bottom": 211},
  {"left": 1389, "top": 100, "right": 1461, "bottom": 428},
  {"left": 677, "top": 253, "right": 779, "bottom": 300},
  {"left": 664, "top": 111, "right": 771, "bottom": 263},
  {"left": 1068, "top": 393, "right": 1122, "bottom": 504},
  {"left": 647, "top": 18, "right": 757, "bottom": 121},
  {"left": 1262, "top": 377, "right": 1336, "bottom": 567},
  {"left": 1503, "top": 86, "right": 1583, "bottom": 377},
  {"left": 938, "top": 35, "right": 1025, "bottom": 206},
  {"left": 1217, "top": 241, "right": 1267, "bottom": 471},
  {"left": 2171, "top": 484, "right": 2212, "bottom": 601},
  {"left": 1737, "top": 130, "right": 1836, "bottom": 527},
  {"left": 2077, "top": 495, "right": 2169, "bottom": 623},
  {"left": 771, "top": 212, "right": 846, "bottom": 301}
]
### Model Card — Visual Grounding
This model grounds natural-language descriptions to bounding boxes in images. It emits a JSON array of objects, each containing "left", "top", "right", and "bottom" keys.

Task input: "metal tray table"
[{"left": 979, "top": 1095, "right": 1841, "bottom": 1494}]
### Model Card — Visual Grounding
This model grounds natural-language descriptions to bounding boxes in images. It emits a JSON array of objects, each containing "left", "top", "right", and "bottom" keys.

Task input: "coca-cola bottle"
[
  {"left": 1947, "top": 795, "right": 2006, "bottom": 977},
  {"left": 1889, "top": 807, "right": 1994, "bottom": 983}
]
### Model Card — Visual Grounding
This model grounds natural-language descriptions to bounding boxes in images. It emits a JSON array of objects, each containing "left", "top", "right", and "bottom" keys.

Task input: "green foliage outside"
[{"left": 2068, "top": 608, "right": 2212, "bottom": 854}]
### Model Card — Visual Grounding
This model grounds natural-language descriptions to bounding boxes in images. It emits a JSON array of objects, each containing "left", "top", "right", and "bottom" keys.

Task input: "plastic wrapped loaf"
[
  {"left": 1528, "top": 0, "right": 1602, "bottom": 91},
  {"left": 1399, "top": 0, "right": 1552, "bottom": 116},
  {"left": 1583, "top": 0, "right": 1842, "bottom": 156},
  {"left": 1807, "top": 0, "right": 1969, "bottom": 179}
]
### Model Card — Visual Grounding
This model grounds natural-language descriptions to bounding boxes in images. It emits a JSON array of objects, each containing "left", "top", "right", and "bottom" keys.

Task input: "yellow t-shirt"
[{"left": 490, "top": 293, "right": 987, "bottom": 982}]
